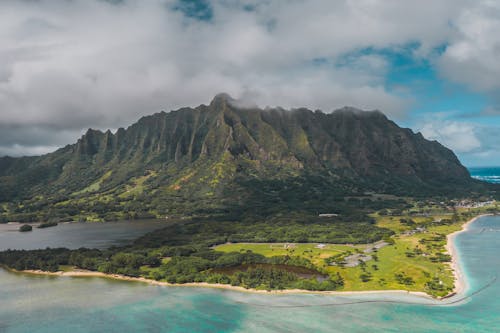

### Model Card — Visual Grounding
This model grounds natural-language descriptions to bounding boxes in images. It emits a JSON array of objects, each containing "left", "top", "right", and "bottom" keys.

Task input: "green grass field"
[
  {"left": 214, "top": 204, "right": 498, "bottom": 297},
  {"left": 215, "top": 243, "right": 363, "bottom": 267}
]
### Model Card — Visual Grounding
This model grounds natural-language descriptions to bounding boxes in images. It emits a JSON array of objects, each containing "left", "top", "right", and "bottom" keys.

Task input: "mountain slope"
[{"left": 0, "top": 94, "right": 485, "bottom": 222}]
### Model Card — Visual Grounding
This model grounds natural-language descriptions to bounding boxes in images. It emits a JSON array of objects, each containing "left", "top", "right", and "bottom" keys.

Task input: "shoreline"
[
  {"left": 445, "top": 213, "right": 492, "bottom": 296},
  {"left": 3, "top": 214, "right": 489, "bottom": 300},
  {"left": 8, "top": 268, "right": 434, "bottom": 299}
]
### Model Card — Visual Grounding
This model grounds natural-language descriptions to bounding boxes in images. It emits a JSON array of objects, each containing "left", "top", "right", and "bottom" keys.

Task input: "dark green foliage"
[
  {"left": 160, "top": 257, "right": 213, "bottom": 283},
  {"left": 228, "top": 267, "right": 298, "bottom": 289},
  {"left": 359, "top": 272, "right": 373, "bottom": 282},
  {"left": 0, "top": 94, "right": 494, "bottom": 224},
  {"left": 0, "top": 241, "right": 342, "bottom": 291},
  {"left": 324, "top": 252, "right": 351, "bottom": 267},
  {"left": 293, "top": 273, "right": 344, "bottom": 291},
  {"left": 132, "top": 218, "right": 394, "bottom": 250},
  {"left": 395, "top": 272, "right": 415, "bottom": 285},
  {"left": 19, "top": 224, "right": 32, "bottom": 232},
  {"left": 0, "top": 248, "right": 70, "bottom": 272},
  {"left": 429, "top": 253, "right": 452, "bottom": 263},
  {"left": 400, "top": 218, "right": 416, "bottom": 226},
  {"left": 37, "top": 222, "right": 58, "bottom": 229},
  {"left": 425, "top": 277, "right": 448, "bottom": 292}
]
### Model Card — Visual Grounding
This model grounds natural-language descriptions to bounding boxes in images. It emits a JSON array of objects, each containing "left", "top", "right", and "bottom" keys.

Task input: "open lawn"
[
  {"left": 213, "top": 205, "right": 497, "bottom": 297},
  {"left": 215, "top": 243, "right": 364, "bottom": 268}
]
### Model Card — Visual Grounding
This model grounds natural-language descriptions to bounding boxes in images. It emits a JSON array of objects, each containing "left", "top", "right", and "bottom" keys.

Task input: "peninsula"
[{"left": 2, "top": 207, "right": 497, "bottom": 298}]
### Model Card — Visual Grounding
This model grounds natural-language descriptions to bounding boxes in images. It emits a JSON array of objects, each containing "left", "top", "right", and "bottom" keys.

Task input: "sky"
[{"left": 1, "top": 0, "right": 500, "bottom": 166}]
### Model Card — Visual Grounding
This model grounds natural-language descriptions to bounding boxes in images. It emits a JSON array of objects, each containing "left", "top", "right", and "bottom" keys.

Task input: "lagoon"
[
  {"left": 0, "top": 220, "right": 167, "bottom": 251},
  {"left": 1, "top": 216, "right": 499, "bottom": 332}
]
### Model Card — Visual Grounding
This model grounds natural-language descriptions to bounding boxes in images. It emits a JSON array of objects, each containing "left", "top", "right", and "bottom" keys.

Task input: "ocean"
[
  {"left": 1, "top": 215, "right": 499, "bottom": 332},
  {"left": 469, "top": 166, "right": 500, "bottom": 184}
]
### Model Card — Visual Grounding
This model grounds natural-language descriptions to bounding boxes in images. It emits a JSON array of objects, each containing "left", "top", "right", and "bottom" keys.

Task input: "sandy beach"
[
  {"left": 445, "top": 214, "right": 492, "bottom": 296},
  {"left": 13, "top": 268, "right": 433, "bottom": 299},
  {"left": 5, "top": 214, "right": 490, "bottom": 300}
]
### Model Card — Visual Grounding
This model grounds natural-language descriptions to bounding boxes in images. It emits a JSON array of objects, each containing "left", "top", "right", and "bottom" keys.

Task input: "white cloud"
[
  {"left": 0, "top": 144, "right": 60, "bottom": 157},
  {"left": 438, "top": 1, "right": 500, "bottom": 92},
  {"left": 0, "top": 0, "right": 498, "bottom": 157},
  {"left": 420, "top": 121, "right": 481, "bottom": 153}
]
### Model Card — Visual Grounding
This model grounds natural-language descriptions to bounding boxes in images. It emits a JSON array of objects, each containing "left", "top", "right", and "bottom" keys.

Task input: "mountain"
[{"left": 0, "top": 94, "right": 487, "bottom": 222}]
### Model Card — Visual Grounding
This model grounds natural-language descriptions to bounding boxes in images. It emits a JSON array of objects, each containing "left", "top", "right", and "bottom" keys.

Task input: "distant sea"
[
  {"left": 469, "top": 166, "right": 500, "bottom": 184},
  {"left": 1, "top": 216, "right": 500, "bottom": 332}
]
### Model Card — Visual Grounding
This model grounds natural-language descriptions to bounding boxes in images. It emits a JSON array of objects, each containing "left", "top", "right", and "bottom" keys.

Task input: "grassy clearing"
[
  {"left": 72, "top": 171, "right": 113, "bottom": 196},
  {"left": 214, "top": 205, "right": 497, "bottom": 297},
  {"left": 58, "top": 265, "right": 75, "bottom": 272},
  {"left": 324, "top": 233, "right": 456, "bottom": 294},
  {"left": 214, "top": 229, "right": 456, "bottom": 295},
  {"left": 215, "top": 243, "right": 362, "bottom": 268},
  {"left": 119, "top": 171, "right": 157, "bottom": 198}
]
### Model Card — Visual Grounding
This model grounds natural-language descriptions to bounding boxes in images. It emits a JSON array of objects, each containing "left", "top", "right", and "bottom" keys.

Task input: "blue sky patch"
[{"left": 172, "top": 0, "right": 213, "bottom": 21}]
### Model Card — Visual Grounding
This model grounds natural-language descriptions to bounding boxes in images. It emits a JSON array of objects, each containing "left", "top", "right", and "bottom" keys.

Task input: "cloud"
[
  {"left": 0, "top": 0, "right": 497, "bottom": 157},
  {"left": 0, "top": 124, "right": 84, "bottom": 156},
  {"left": 437, "top": 1, "right": 500, "bottom": 92},
  {"left": 420, "top": 121, "right": 481, "bottom": 153},
  {"left": 0, "top": 144, "right": 61, "bottom": 157}
]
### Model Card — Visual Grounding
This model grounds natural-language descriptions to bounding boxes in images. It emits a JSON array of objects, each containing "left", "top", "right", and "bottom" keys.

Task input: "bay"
[{"left": 0, "top": 220, "right": 167, "bottom": 251}]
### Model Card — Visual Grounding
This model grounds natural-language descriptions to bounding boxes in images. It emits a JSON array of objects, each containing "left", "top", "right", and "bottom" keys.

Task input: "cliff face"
[{"left": 0, "top": 94, "right": 478, "bottom": 211}]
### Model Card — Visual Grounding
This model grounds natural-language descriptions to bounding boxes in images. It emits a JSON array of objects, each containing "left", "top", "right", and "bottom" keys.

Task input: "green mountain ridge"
[{"left": 0, "top": 94, "right": 488, "bottom": 222}]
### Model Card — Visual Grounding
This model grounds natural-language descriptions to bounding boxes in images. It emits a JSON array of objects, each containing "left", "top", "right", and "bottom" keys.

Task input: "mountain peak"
[
  {"left": 210, "top": 93, "right": 235, "bottom": 106},
  {"left": 0, "top": 95, "right": 482, "bottom": 209}
]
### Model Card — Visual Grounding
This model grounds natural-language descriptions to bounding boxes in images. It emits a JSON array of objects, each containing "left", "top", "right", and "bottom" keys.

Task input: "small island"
[
  {"left": 37, "top": 222, "right": 58, "bottom": 229},
  {"left": 19, "top": 224, "right": 33, "bottom": 232}
]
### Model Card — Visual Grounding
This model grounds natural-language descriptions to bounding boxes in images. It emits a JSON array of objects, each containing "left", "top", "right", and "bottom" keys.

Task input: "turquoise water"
[
  {"left": 1, "top": 216, "right": 500, "bottom": 332},
  {"left": 469, "top": 166, "right": 500, "bottom": 184}
]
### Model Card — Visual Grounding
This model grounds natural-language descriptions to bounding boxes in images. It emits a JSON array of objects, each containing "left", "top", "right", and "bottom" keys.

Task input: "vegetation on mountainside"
[
  {"left": 0, "top": 173, "right": 394, "bottom": 223},
  {"left": 1, "top": 95, "right": 494, "bottom": 224}
]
